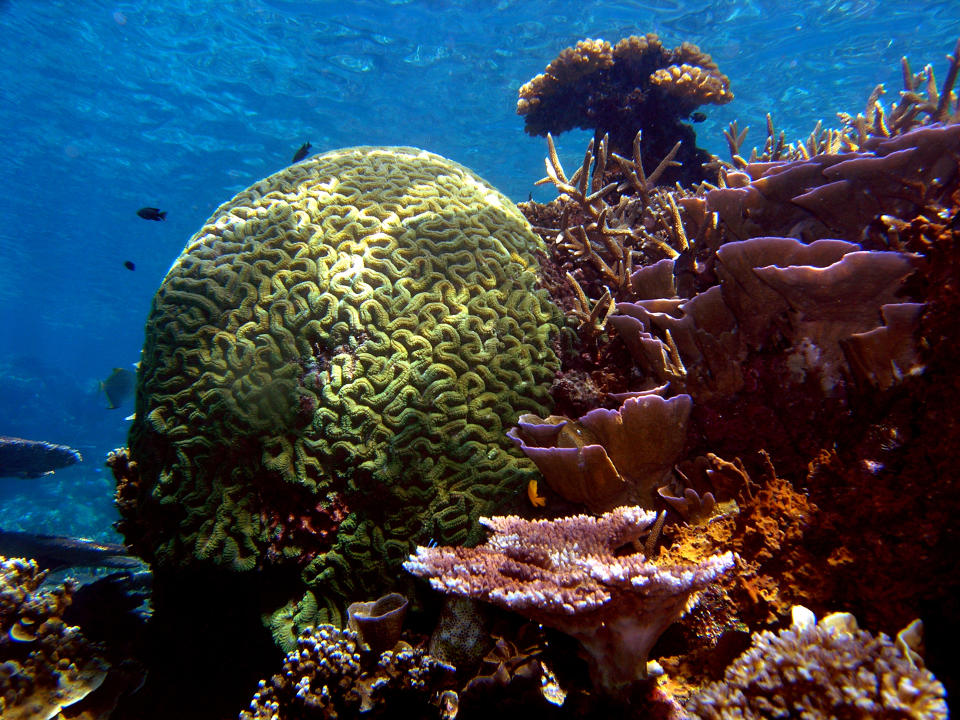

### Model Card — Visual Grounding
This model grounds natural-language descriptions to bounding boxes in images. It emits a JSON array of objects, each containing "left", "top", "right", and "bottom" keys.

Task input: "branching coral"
[
  {"left": 724, "top": 38, "right": 960, "bottom": 169},
  {"left": 686, "top": 607, "right": 948, "bottom": 719},
  {"left": 518, "top": 34, "right": 731, "bottom": 181},
  {"left": 404, "top": 506, "right": 733, "bottom": 699},
  {"left": 240, "top": 624, "right": 457, "bottom": 720},
  {"left": 116, "top": 146, "right": 561, "bottom": 622},
  {"left": 0, "top": 557, "right": 109, "bottom": 720}
]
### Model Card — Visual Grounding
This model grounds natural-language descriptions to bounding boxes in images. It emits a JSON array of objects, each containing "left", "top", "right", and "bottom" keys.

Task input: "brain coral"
[{"left": 122, "top": 146, "right": 560, "bottom": 618}]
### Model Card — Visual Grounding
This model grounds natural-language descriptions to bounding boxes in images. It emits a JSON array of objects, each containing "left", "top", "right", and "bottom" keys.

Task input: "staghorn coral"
[
  {"left": 0, "top": 557, "right": 110, "bottom": 720},
  {"left": 706, "top": 123, "right": 960, "bottom": 245},
  {"left": 404, "top": 506, "right": 733, "bottom": 699},
  {"left": 240, "top": 624, "right": 457, "bottom": 720},
  {"left": 520, "top": 132, "right": 714, "bottom": 410},
  {"left": 116, "top": 146, "right": 561, "bottom": 620},
  {"left": 686, "top": 607, "right": 948, "bottom": 720},
  {"left": 517, "top": 33, "right": 731, "bottom": 180},
  {"left": 838, "top": 37, "right": 960, "bottom": 146},
  {"left": 506, "top": 392, "right": 692, "bottom": 511},
  {"left": 721, "top": 39, "right": 960, "bottom": 168}
]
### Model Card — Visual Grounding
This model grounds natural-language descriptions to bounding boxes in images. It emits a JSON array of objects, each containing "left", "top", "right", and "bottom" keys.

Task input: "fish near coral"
[
  {"left": 291, "top": 140, "right": 311, "bottom": 163},
  {"left": 114, "top": 146, "right": 561, "bottom": 627},
  {"left": 508, "top": 393, "right": 692, "bottom": 512},
  {"left": 100, "top": 366, "right": 136, "bottom": 409},
  {"left": 0, "top": 435, "right": 82, "bottom": 478}
]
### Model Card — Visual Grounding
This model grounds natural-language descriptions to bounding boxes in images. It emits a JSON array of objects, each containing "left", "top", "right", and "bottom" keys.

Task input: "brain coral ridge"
[{"left": 121, "top": 146, "right": 561, "bottom": 618}]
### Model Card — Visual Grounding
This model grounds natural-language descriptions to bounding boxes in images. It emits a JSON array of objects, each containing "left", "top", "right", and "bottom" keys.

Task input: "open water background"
[{"left": 0, "top": 0, "right": 957, "bottom": 540}]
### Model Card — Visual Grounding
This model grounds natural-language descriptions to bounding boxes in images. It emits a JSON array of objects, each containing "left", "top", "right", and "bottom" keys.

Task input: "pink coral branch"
[{"left": 404, "top": 506, "right": 734, "bottom": 698}]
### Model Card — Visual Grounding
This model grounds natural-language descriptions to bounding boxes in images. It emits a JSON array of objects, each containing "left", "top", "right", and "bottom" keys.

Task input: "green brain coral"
[{"left": 123, "top": 146, "right": 560, "bottom": 619}]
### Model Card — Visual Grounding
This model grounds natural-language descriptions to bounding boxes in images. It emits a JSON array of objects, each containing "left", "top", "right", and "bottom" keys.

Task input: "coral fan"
[
  {"left": 686, "top": 607, "right": 948, "bottom": 719},
  {"left": 0, "top": 556, "right": 109, "bottom": 720},
  {"left": 115, "top": 146, "right": 561, "bottom": 621},
  {"left": 240, "top": 624, "right": 456, "bottom": 720},
  {"left": 517, "top": 34, "right": 732, "bottom": 182},
  {"left": 404, "top": 506, "right": 733, "bottom": 699}
]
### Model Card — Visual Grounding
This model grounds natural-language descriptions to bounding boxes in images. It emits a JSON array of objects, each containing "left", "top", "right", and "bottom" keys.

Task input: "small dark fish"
[
  {"left": 690, "top": 111, "right": 707, "bottom": 123},
  {"left": 100, "top": 367, "right": 137, "bottom": 409},
  {"left": 124, "top": 260, "right": 135, "bottom": 271},
  {"left": 292, "top": 141, "right": 311, "bottom": 163},
  {"left": 137, "top": 207, "right": 166, "bottom": 221}
]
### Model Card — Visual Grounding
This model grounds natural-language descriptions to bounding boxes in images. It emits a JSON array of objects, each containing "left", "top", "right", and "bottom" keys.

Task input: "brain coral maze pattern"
[{"left": 125, "top": 146, "right": 560, "bottom": 610}]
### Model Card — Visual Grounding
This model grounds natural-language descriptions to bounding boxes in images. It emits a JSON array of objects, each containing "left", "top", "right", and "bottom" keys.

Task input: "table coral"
[
  {"left": 686, "top": 607, "right": 948, "bottom": 719},
  {"left": 404, "top": 506, "right": 733, "bottom": 699},
  {"left": 517, "top": 33, "right": 732, "bottom": 182},
  {"left": 116, "top": 146, "right": 561, "bottom": 621}
]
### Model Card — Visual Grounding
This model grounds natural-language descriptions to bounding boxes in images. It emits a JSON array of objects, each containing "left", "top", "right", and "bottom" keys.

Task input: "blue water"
[{"left": 0, "top": 0, "right": 957, "bottom": 541}]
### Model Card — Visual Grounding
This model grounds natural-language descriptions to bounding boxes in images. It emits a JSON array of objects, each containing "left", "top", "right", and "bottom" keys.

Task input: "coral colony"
[{"left": 3, "top": 33, "right": 959, "bottom": 720}]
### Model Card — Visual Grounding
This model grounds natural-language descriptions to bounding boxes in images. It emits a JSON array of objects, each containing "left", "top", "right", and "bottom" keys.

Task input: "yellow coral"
[
  {"left": 650, "top": 63, "right": 733, "bottom": 105},
  {"left": 125, "top": 147, "right": 560, "bottom": 616}
]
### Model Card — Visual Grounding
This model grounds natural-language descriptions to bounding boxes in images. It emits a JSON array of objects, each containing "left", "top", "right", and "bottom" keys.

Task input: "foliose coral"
[
  {"left": 347, "top": 592, "right": 408, "bottom": 655},
  {"left": 507, "top": 392, "right": 692, "bottom": 511},
  {"left": 117, "top": 146, "right": 561, "bottom": 619},
  {"left": 404, "top": 506, "right": 733, "bottom": 699},
  {"left": 240, "top": 624, "right": 457, "bottom": 720},
  {"left": 686, "top": 606, "right": 948, "bottom": 720}
]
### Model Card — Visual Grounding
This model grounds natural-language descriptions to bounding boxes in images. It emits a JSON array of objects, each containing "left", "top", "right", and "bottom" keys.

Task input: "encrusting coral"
[
  {"left": 240, "top": 624, "right": 457, "bottom": 720},
  {"left": 404, "top": 506, "right": 733, "bottom": 699},
  {"left": 113, "top": 146, "right": 561, "bottom": 623},
  {"left": 0, "top": 556, "right": 110, "bottom": 720},
  {"left": 686, "top": 606, "right": 948, "bottom": 720},
  {"left": 517, "top": 34, "right": 732, "bottom": 183}
]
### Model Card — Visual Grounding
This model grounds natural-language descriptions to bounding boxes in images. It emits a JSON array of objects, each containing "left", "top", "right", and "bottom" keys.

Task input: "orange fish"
[{"left": 527, "top": 479, "right": 546, "bottom": 507}]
